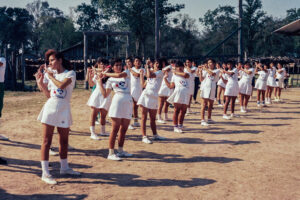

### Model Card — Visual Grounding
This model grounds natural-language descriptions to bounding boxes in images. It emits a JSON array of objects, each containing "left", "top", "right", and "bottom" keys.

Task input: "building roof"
[{"left": 273, "top": 19, "right": 300, "bottom": 36}]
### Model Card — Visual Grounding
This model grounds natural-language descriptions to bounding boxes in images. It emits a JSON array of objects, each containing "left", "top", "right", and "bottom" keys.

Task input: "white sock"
[
  {"left": 157, "top": 114, "right": 162, "bottom": 120},
  {"left": 90, "top": 126, "right": 95, "bottom": 135},
  {"left": 100, "top": 125, "right": 105, "bottom": 134},
  {"left": 41, "top": 160, "right": 50, "bottom": 176},
  {"left": 109, "top": 149, "right": 114, "bottom": 155},
  {"left": 60, "top": 158, "right": 69, "bottom": 170},
  {"left": 118, "top": 147, "right": 123, "bottom": 153},
  {"left": 164, "top": 113, "right": 168, "bottom": 120}
]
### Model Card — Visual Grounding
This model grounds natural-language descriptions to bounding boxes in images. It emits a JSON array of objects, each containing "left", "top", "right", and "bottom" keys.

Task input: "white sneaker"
[
  {"left": 217, "top": 104, "right": 223, "bottom": 107},
  {"left": 128, "top": 125, "right": 135, "bottom": 130},
  {"left": 174, "top": 127, "right": 180, "bottom": 133},
  {"left": 142, "top": 136, "right": 152, "bottom": 144},
  {"left": 207, "top": 119, "right": 215, "bottom": 124},
  {"left": 116, "top": 151, "right": 133, "bottom": 157},
  {"left": 273, "top": 98, "right": 279, "bottom": 102},
  {"left": 99, "top": 132, "right": 110, "bottom": 136},
  {"left": 95, "top": 121, "right": 100, "bottom": 125},
  {"left": 201, "top": 120, "right": 209, "bottom": 126},
  {"left": 90, "top": 134, "right": 100, "bottom": 140},
  {"left": 257, "top": 104, "right": 261, "bottom": 107},
  {"left": 107, "top": 154, "right": 122, "bottom": 161},
  {"left": 49, "top": 148, "right": 58, "bottom": 156},
  {"left": 240, "top": 108, "right": 247, "bottom": 113},
  {"left": 133, "top": 122, "right": 140, "bottom": 127},
  {"left": 178, "top": 128, "right": 183, "bottom": 133},
  {"left": 0, "top": 134, "right": 9, "bottom": 141},
  {"left": 41, "top": 174, "right": 57, "bottom": 185},
  {"left": 230, "top": 113, "right": 239, "bottom": 118},
  {"left": 60, "top": 168, "right": 81, "bottom": 175},
  {"left": 157, "top": 119, "right": 166, "bottom": 124},
  {"left": 265, "top": 101, "right": 271, "bottom": 105},
  {"left": 223, "top": 114, "right": 231, "bottom": 120},
  {"left": 153, "top": 135, "right": 166, "bottom": 140}
]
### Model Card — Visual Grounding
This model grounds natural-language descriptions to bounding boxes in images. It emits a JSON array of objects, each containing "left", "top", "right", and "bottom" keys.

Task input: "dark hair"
[
  {"left": 207, "top": 58, "right": 216, "bottom": 64},
  {"left": 160, "top": 57, "right": 168, "bottom": 66},
  {"left": 226, "top": 60, "right": 235, "bottom": 66},
  {"left": 244, "top": 62, "right": 251, "bottom": 67},
  {"left": 45, "top": 49, "right": 71, "bottom": 70},
  {"left": 97, "top": 57, "right": 109, "bottom": 65},
  {"left": 176, "top": 61, "right": 184, "bottom": 68},
  {"left": 134, "top": 56, "right": 142, "bottom": 61},
  {"left": 111, "top": 58, "right": 122, "bottom": 68},
  {"left": 126, "top": 56, "right": 132, "bottom": 62},
  {"left": 154, "top": 59, "right": 163, "bottom": 70}
]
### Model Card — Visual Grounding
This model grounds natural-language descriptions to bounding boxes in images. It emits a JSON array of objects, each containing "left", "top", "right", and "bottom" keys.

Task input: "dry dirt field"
[{"left": 0, "top": 87, "right": 299, "bottom": 200}]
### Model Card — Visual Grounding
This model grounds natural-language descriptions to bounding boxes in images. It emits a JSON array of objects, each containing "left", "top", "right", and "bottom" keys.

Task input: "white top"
[
  {"left": 240, "top": 68, "right": 254, "bottom": 83},
  {"left": 171, "top": 74, "right": 189, "bottom": 89},
  {"left": 48, "top": 70, "right": 76, "bottom": 102},
  {"left": 202, "top": 69, "right": 220, "bottom": 86},
  {"left": 257, "top": 70, "right": 269, "bottom": 81},
  {"left": 106, "top": 70, "right": 131, "bottom": 94},
  {"left": 130, "top": 67, "right": 145, "bottom": 93},
  {"left": 0, "top": 57, "right": 6, "bottom": 82},
  {"left": 225, "top": 68, "right": 239, "bottom": 84},
  {"left": 145, "top": 70, "right": 163, "bottom": 94},
  {"left": 276, "top": 68, "right": 286, "bottom": 80},
  {"left": 161, "top": 65, "right": 173, "bottom": 86},
  {"left": 268, "top": 67, "right": 276, "bottom": 78},
  {"left": 184, "top": 66, "right": 197, "bottom": 86}
]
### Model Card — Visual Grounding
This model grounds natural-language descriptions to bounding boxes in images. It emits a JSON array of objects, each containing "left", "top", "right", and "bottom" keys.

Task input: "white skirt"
[
  {"left": 200, "top": 84, "right": 216, "bottom": 101},
  {"left": 239, "top": 80, "right": 252, "bottom": 95},
  {"left": 224, "top": 81, "right": 239, "bottom": 97},
  {"left": 167, "top": 87, "right": 190, "bottom": 105},
  {"left": 137, "top": 90, "right": 158, "bottom": 110},
  {"left": 158, "top": 85, "right": 173, "bottom": 97},
  {"left": 255, "top": 79, "right": 267, "bottom": 91},
  {"left": 108, "top": 93, "right": 133, "bottom": 120},
  {"left": 37, "top": 98, "right": 72, "bottom": 128},
  {"left": 267, "top": 77, "right": 276, "bottom": 87},
  {"left": 131, "top": 88, "right": 143, "bottom": 102},
  {"left": 276, "top": 79, "right": 284, "bottom": 88},
  {"left": 87, "top": 89, "right": 112, "bottom": 111},
  {"left": 188, "top": 82, "right": 194, "bottom": 95},
  {"left": 217, "top": 79, "right": 226, "bottom": 88}
]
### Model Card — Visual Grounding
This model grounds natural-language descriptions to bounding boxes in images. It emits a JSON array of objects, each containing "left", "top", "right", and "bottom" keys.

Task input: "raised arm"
[
  {"left": 97, "top": 75, "right": 111, "bottom": 98},
  {"left": 174, "top": 71, "right": 189, "bottom": 79},
  {"left": 35, "top": 71, "right": 50, "bottom": 98},
  {"left": 163, "top": 73, "right": 175, "bottom": 89},
  {"left": 46, "top": 68, "right": 72, "bottom": 90}
]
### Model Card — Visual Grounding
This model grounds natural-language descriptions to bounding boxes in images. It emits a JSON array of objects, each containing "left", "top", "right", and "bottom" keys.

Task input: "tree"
[
  {"left": 93, "top": 0, "right": 184, "bottom": 57},
  {"left": 0, "top": 7, "right": 33, "bottom": 51}
]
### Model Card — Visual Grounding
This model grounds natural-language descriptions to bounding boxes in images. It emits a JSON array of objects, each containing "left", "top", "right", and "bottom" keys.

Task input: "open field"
[{"left": 0, "top": 88, "right": 300, "bottom": 200}]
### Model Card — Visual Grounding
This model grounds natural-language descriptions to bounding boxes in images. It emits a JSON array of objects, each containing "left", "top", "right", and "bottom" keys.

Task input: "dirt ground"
[{"left": 0, "top": 87, "right": 299, "bottom": 200}]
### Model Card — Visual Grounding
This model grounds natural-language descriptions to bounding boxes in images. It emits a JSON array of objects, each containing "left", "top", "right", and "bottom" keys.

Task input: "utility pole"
[
  {"left": 238, "top": 0, "right": 243, "bottom": 63},
  {"left": 83, "top": 33, "right": 88, "bottom": 89},
  {"left": 155, "top": 0, "right": 160, "bottom": 59}
]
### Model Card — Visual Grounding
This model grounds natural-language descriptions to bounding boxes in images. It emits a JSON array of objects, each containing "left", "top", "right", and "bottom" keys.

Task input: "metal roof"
[{"left": 273, "top": 19, "right": 300, "bottom": 36}]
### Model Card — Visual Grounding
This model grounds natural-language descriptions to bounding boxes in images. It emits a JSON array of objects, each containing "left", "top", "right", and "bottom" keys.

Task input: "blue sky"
[{"left": 0, "top": 0, "right": 298, "bottom": 29}]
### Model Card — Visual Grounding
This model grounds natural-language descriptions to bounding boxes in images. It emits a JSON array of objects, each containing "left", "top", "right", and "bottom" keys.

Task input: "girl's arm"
[
  {"left": 163, "top": 74, "right": 175, "bottom": 89},
  {"left": 35, "top": 72, "right": 50, "bottom": 98},
  {"left": 174, "top": 71, "right": 190, "bottom": 79},
  {"left": 140, "top": 70, "right": 146, "bottom": 88},
  {"left": 46, "top": 69, "right": 72, "bottom": 90},
  {"left": 128, "top": 67, "right": 140, "bottom": 77},
  {"left": 146, "top": 67, "right": 156, "bottom": 78},
  {"left": 97, "top": 75, "right": 112, "bottom": 98},
  {"left": 241, "top": 68, "right": 253, "bottom": 75},
  {"left": 203, "top": 67, "right": 216, "bottom": 76},
  {"left": 103, "top": 71, "right": 127, "bottom": 78},
  {"left": 220, "top": 71, "right": 228, "bottom": 84}
]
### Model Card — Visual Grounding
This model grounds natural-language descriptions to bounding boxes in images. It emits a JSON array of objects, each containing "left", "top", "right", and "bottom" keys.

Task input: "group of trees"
[{"left": 0, "top": 0, "right": 299, "bottom": 59}]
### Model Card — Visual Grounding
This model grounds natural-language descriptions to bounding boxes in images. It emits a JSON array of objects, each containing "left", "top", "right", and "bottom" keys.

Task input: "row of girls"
[{"left": 34, "top": 49, "right": 286, "bottom": 185}]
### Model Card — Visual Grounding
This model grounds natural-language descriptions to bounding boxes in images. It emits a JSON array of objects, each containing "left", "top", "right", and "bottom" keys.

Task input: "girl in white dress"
[
  {"left": 87, "top": 58, "right": 112, "bottom": 140},
  {"left": 216, "top": 63, "right": 227, "bottom": 107},
  {"left": 164, "top": 61, "right": 190, "bottom": 133},
  {"left": 128, "top": 57, "right": 145, "bottom": 127},
  {"left": 274, "top": 62, "right": 286, "bottom": 102},
  {"left": 238, "top": 62, "right": 254, "bottom": 113},
  {"left": 198, "top": 59, "right": 220, "bottom": 126},
  {"left": 98, "top": 58, "right": 133, "bottom": 161},
  {"left": 222, "top": 61, "right": 239, "bottom": 120},
  {"left": 137, "top": 59, "right": 166, "bottom": 144},
  {"left": 157, "top": 59, "right": 174, "bottom": 123},
  {"left": 184, "top": 59, "right": 197, "bottom": 114},
  {"left": 254, "top": 63, "right": 269, "bottom": 106},
  {"left": 266, "top": 62, "right": 277, "bottom": 104},
  {"left": 35, "top": 49, "right": 80, "bottom": 185}
]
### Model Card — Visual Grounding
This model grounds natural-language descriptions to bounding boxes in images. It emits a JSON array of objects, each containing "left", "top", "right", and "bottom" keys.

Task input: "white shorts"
[
  {"left": 37, "top": 98, "right": 72, "bottom": 128},
  {"left": 224, "top": 82, "right": 239, "bottom": 97},
  {"left": 267, "top": 77, "right": 276, "bottom": 87},
  {"left": 137, "top": 90, "right": 158, "bottom": 110},
  {"left": 200, "top": 85, "right": 216, "bottom": 101},
  {"left": 108, "top": 93, "right": 133, "bottom": 120},
  {"left": 239, "top": 81, "right": 252, "bottom": 96},
  {"left": 276, "top": 79, "right": 284, "bottom": 88},
  {"left": 167, "top": 87, "right": 190, "bottom": 105}
]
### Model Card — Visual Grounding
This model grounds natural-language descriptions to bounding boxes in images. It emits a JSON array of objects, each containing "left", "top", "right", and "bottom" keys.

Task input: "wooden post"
[
  {"left": 21, "top": 43, "right": 25, "bottom": 90},
  {"left": 126, "top": 35, "right": 129, "bottom": 58},
  {"left": 84, "top": 33, "right": 88, "bottom": 90},
  {"left": 106, "top": 35, "right": 109, "bottom": 59},
  {"left": 238, "top": 0, "right": 243, "bottom": 63},
  {"left": 155, "top": 0, "right": 160, "bottom": 59},
  {"left": 11, "top": 51, "right": 16, "bottom": 91}
]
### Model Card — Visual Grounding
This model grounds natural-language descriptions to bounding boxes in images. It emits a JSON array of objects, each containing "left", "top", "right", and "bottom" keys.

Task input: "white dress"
[
  {"left": 200, "top": 69, "right": 220, "bottom": 100},
  {"left": 130, "top": 67, "right": 146, "bottom": 101},
  {"left": 138, "top": 70, "right": 163, "bottom": 109},
  {"left": 158, "top": 65, "right": 173, "bottom": 97},
  {"left": 238, "top": 68, "right": 254, "bottom": 95},
  {"left": 275, "top": 68, "right": 286, "bottom": 88},
  {"left": 86, "top": 75, "right": 112, "bottom": 110},
  {"left": 267, "top": 67, "right": 277, "bottom": 87},
  {"left": 184, "top": 66, "right": 197, "bottom": 95},
  {"left": 217, "top": 73, "right": 227, "bottom": 88},
  {"left": 224, "top": 68, "right": 239, "bottom": 97},
  {"left": 37, "top": 70, "right": 76, "bottom": 128},
  {"left": 167, "top": 74, "right": 190, "bottom": 105},
  {"left": 255, "top": 70, "right": 269, "bottom": 91},
  {"left": 106, "top": 70, "right": 133, "bottom": 119}
]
